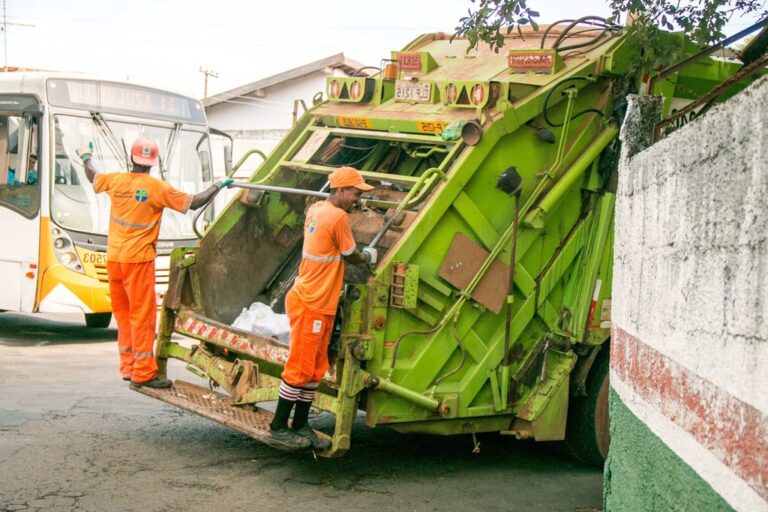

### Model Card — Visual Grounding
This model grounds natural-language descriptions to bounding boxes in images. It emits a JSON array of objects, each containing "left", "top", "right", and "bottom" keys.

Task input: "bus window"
[
  {"left": 0, "top": 115, "right": 40, "bottom": 218},
  {"left": 51, "top": 115, "right": 211, "bottom": 238}
]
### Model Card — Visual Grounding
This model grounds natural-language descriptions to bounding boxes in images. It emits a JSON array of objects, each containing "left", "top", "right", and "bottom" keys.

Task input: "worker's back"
[{"left": 94, "top": 172, "right": 190, "bottom": 262}]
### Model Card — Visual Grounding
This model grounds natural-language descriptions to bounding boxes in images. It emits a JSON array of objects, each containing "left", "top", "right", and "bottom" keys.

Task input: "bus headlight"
[
  {"left": 53, "top": 237, "right": 69, "bottom": 249},
  {"left": 51, "top": 226, "right": 84, "bottom": 273}
]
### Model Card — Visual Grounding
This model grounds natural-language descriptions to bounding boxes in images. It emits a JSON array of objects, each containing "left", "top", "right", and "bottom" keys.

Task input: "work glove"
[
  {"left": 76, "top": 141, "right": 94, "bottom": 163},
  {"left": 214, "top": 178, "right": 234, "bottom": 189},
  {"left": 362, "top": 246, "right": 378, "bottom": 265}
]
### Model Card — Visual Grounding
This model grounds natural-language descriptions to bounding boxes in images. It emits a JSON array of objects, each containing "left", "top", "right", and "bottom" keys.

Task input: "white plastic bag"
[{"left": 232, "top": 302, "right": 290, "bottom": 344}]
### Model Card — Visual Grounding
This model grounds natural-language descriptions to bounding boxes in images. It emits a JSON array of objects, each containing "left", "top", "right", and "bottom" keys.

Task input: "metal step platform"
[{"left": 132, "top": 380, "right": 329, "bottom": 452}]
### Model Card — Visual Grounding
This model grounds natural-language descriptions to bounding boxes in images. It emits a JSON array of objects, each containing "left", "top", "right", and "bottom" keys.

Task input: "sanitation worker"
[
  {"left": 269, "top": 166, "right": 376, "bottom": 450},
  {"left": 78, "top": 138, "right": 232, "bottom": 389}
]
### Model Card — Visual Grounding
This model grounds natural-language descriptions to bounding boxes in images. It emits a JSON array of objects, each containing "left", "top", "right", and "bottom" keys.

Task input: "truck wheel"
[
  {"left": 565, "top": 347, "right": 610, "bottom": 466},
  {"left": 85, "top": 313, "right": 112, "bottom": 328}
]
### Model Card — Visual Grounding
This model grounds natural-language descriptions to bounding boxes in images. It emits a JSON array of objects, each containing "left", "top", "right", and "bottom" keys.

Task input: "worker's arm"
[
  {"left": 343, "top": 248, "right": 376, "bottom": 265},
  {"left": 76, "top": 143, "right": 97, "bottom": 183},
  {"left": 83, "top": 159, "right": 98, "bottom": 183},
  {"left": 337, "top": 214, "right": 378, "bottom": 266},
  {"left": 188, "top": 178, "right": 233, "bottom": 210}
]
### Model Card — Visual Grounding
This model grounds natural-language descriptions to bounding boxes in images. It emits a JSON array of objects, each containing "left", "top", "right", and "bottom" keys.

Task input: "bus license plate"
[{"left": 395, "top": 81, "right": 431, "bottom": 102}]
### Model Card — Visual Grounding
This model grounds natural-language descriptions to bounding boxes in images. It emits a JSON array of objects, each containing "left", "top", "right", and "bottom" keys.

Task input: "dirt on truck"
[{"left": 132, "top": 18, "right": 766, "bottom": 463}]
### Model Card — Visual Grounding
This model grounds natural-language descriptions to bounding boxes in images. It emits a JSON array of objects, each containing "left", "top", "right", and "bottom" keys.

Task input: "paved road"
[{"left": 0, "top": 313, "right": 603, "bottom": 512}]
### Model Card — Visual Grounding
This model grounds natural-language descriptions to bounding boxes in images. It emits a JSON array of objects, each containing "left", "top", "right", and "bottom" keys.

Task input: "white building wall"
[
  {"left": 205, "top": 70, "right": 332, "bottom": 213},
  {"left": 205, "top": 70, "right": 328, "bottom": 132}
]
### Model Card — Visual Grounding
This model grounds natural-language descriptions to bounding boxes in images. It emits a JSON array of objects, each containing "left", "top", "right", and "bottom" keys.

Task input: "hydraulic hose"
[
  {"left": 540, "top": 16, "right": 616, "bottom": 49},
  {"left": 552, "top": 16, "right": 617, "bottom": 50},
  {"left": 542, "top": 76, "right": 603, "bottom": 128}
]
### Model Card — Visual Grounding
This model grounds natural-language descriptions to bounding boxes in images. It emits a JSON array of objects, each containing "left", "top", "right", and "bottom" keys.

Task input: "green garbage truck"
[{"left": 134, "top": 18, "right": 766, "bottom": 463}]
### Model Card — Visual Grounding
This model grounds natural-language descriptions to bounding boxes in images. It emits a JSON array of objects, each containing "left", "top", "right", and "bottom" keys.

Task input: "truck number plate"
[{"left": 395, "top": 81, "right": 431, "bottom": 103}]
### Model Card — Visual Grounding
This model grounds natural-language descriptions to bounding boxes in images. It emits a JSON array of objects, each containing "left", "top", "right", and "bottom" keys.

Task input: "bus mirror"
[
  {"left": 199, "top": 150, "right": 212, "bottom": 182},
  {"left": 224, "top": 144, "right": 232, "bottom": 175}
]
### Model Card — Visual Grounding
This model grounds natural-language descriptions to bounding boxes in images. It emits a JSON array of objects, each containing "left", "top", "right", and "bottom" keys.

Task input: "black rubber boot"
[
  {"left": 293, "top": 426, "right": 331, "bottom": 451},
  {"left": 129, "top": 377, "right": 172, "bottom": 389},
  {"left": 291, "top": 400, "right": 312, "bottom": 430},
  {"left": 270, "top": 396, "right": 295, "bottom": 431}
]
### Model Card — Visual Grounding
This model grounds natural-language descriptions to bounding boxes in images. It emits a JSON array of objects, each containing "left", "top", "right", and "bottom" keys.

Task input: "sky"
[{"left": 4, "top": 0, "right": 764, "bottom": 100}]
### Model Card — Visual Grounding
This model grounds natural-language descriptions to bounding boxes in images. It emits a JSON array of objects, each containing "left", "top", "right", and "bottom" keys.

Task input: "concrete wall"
[{"left": 606, "top": 77, "right": 768, "bottom": 511}]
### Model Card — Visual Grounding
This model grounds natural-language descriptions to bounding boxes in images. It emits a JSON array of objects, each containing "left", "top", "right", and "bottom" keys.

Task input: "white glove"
[
  {"left": 76, "top": 141, "right": 94, "bottom": 163},
  {"left": 362, "top": 247, "right": 378, "bottom": 265}
]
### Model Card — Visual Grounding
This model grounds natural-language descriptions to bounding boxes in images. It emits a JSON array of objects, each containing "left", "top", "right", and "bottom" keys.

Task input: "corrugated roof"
[{"left": 202, "top": 53, "right": 370, "bottom": 107}]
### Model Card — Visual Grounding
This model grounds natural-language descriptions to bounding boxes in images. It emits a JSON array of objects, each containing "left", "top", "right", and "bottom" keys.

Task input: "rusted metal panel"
[
  {"left": 175, "top": 310, "right": 289, "bottom": 365},
  {"left": 439, "top": 232, "right": 509, "bottom": 314},
  {"left": 133, "top": 380, "right": 274, "bottom": 437},
  {"left": 132, "top": 380, "right": 334, "bottom": 452}
]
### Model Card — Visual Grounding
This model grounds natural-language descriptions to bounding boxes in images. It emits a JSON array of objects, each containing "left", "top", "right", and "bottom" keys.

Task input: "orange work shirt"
[
  {"left": 94, "top": 172, "right": 191, "bottom": 263},
  {"left": 291, "top": 200, "right": 356, "bottom": 315}
]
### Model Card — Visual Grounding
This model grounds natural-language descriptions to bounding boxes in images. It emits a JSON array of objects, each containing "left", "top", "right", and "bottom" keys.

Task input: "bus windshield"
[{"left": 51, "top": 114, "right": 213, "bottom": 239}]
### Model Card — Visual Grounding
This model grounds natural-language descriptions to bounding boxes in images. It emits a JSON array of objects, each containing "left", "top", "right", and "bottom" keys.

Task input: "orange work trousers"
[
  {"left": 107, "top": 260, "right": 158, "bottom": 383},
  {"left": 282, "top": 288, "right": 334, "bottom": 387}
]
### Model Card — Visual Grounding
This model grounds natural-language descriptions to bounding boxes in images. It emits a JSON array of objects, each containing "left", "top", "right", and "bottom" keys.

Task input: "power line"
[
  {"left": 4, "top": 14, "right": 446, "bottom": 31},
  {"left": 9, "top": 30, "right": 395, "bottom": 51}
]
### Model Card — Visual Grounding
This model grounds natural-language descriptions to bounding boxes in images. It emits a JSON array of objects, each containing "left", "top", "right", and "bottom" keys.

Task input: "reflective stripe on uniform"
[
  {"left": 119, "top": 348, "right": 132, "bottom": 354},
  {"left": 302, "top": 251, "right": 341, "bottom": 263},
  {"left": 110, "top": 215, "right": 158, "bottom": 229},
  {"left": 341, "top": 245, "right": 356, "bottom": 256},
  {"left": 134, "top": 352, "right": 154, "bottom": 359}
]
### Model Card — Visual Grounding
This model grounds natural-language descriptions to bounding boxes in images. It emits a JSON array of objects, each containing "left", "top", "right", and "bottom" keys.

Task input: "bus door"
[{"left": 0, "top": 96, "right": 41, "bottom": 312}]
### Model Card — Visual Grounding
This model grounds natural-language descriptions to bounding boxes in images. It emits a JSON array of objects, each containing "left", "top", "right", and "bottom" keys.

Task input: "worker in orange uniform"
[
  {"left": 78, "top": 138, "right": 233, "bottom": 389},
  {"left": 268, "top": 166, "right": 377, "bottom": 450}
]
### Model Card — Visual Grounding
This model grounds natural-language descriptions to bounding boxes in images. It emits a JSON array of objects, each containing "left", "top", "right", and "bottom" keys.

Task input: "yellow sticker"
[
  {"left": 417, "top": 121, "right": 445, "bottom": 134},
  {"left": 337, "top": 116, "right": 372, "bottom": 129}
]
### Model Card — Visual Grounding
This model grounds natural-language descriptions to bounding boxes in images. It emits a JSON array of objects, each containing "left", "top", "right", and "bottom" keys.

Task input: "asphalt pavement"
[{"left": 0, "top": 312, "right": 603, "bottom": 512}]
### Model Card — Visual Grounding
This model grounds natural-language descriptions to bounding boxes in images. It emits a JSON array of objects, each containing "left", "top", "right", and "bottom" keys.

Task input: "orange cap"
[
  {"left": 328, "top": 166, "right": 374, "bottom": 191},
  {"left": 130, "top": 137, "right": 159, "bottom": 167}
]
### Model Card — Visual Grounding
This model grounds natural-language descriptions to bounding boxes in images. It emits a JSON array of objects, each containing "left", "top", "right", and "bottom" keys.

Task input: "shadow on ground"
[{"left": 0, "top": 312, "right": 117, "bottom": 346}]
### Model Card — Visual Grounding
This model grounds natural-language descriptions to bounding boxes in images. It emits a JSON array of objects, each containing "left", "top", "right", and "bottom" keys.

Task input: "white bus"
[{"left": 0, "top": 73, "right": 226, "bottom": 327}]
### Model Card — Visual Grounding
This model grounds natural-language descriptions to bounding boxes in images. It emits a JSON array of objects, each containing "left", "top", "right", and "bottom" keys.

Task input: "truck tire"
[
  {"left": 85, "top": 313, "right": 112, "bottom": 328},
  {"left": 565, "top": 347, "right": 610, "bottom": 466}
]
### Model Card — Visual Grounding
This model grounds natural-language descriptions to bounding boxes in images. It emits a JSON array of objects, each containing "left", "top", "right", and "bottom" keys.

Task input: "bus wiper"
[
  {"left": 91, "top": 112, "right": 130, "bottom": 170},
  {"left": 161, "top": 122, "right": 182, "bottom": 181}
]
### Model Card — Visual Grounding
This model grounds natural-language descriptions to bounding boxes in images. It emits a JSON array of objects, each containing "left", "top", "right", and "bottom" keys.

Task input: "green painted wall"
[{"left": 603, "top": 391, "right": 733, "bottom": 512}]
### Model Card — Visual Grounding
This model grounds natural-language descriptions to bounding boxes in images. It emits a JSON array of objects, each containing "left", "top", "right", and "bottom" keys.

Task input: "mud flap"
[{"left": 132, "top": 380, "right": 332, "bottom": 453}]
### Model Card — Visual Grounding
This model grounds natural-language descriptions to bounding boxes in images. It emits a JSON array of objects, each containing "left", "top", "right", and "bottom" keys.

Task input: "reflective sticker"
[
  {"left": 417, "top": 121, "right": 445, "bottom": 133},
  {"left": 312, "top": 320, "right": 322, "bottom": 333},
  {"left": 337, "top": 116, "right": 372, "bottom": 129}
]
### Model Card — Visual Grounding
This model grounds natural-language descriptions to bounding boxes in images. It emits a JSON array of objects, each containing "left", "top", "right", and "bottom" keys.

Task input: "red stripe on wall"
[{"left": 612, "top": 326, "right": 768, "bottom": 501}]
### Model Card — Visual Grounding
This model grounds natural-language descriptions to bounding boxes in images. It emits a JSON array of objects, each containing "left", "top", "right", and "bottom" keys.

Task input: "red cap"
[
  {"left": 130, "top": 137, "right": 159, "bottom": 167},
  {"left": 328, "top": 166, "right": 374, "bottom": 191}
]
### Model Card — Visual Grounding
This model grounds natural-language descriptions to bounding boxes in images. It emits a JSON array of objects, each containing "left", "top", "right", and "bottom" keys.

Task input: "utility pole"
[
  {"left": 2, "top": 0, "right": 34, "bottom": 72},
  {"left": 199, "top": 67, "right": 218, "bottom": 98}
]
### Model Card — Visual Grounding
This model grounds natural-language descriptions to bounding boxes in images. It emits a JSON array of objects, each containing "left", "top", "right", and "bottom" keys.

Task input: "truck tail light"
[
  {"left": 471, "top": 84, "right": 485, "bottom": 105},
  {"left": 446, "top": 83, "right": 458, "bottom": 104},
  {"left": 350, "top": 81, "right": 362, "bottom": 100},
  {"left": 329, "top": 80, "right": 340, "bottom": 99},
  {"left": 383, "top": 60, "right": 399, "bottom": 80}
]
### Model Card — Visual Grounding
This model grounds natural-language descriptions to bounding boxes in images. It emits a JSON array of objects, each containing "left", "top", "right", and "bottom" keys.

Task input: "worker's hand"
[
  {"left": 362, "top": 246, "right": 378, "bottom": 265},
  {"left": 76, "top": 141, "right": 94, "bottom": 163},
  {"left": 215, "top": 178, "right": 234, "bottom": 189}
]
